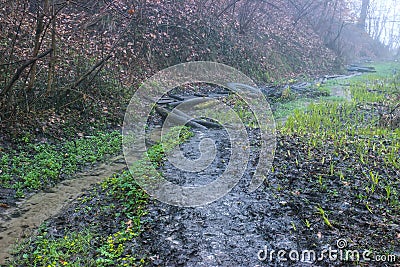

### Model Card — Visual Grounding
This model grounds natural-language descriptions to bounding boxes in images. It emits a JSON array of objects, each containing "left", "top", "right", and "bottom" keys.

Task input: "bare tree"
[
  {"left": 27, "top": 0, "right": 50, "bottom": 100},
  {"left": 358, "top": 0, "right": 370, "bottom": 29}
]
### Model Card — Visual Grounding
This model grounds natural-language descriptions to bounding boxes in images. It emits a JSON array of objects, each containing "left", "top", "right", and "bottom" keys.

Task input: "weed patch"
[
  {"left": 0, "top": 131, "right": 122, "bottom": 197},
  {"left": 272, "top": 62, "right": 400, "bottom": 257}
]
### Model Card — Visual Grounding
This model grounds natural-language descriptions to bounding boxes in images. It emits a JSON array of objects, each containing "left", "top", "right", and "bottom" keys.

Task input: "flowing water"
[{"left": 0, "top": 155, "right": 127, "bottom": 264}]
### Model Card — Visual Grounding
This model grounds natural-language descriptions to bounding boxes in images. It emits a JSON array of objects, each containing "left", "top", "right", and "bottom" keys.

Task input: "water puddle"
[{"left": 330, "top": 85, "right": 352, "bottom": 101}]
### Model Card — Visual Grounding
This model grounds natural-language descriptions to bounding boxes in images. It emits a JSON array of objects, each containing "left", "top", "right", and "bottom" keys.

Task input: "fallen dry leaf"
[{"left": 317, "top": 232, "right": 322, "bottom": 239}]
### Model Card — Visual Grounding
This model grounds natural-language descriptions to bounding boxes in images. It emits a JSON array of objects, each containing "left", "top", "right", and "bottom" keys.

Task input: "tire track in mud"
[{"left": 0, "top": 155, "right": 127, "bottom": 264}]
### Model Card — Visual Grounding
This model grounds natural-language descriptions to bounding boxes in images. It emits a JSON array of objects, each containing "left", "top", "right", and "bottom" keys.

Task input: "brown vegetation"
[{"left": 0, "top": 0, "right": 390, "bottom": 125}]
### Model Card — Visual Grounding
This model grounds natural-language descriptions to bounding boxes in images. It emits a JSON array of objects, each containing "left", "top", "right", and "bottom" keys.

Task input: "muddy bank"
[{"left": 137, "top": 128, "right": 300, "bottom": 266}]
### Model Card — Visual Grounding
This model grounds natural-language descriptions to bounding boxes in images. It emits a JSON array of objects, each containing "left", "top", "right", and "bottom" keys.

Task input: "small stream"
[
  {"left": 133, "top": 80, "right": 354, "bottom": 266},
  {"left": 0, "top": 156, "right": 127, "bottom": 264}
]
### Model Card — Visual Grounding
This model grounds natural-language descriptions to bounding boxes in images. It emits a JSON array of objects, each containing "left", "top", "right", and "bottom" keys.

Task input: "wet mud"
[{"left": 136, "top": 127, "right": 301, "bottom": 266}]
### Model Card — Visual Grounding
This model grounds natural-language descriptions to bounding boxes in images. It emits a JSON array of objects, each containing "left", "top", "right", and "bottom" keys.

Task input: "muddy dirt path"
[
  {"left": 0, "top": 155, "right": 127, "bottom": 264},
  {"left": 134, "top": 127, "right": 302, "bottom": 266},
  {"left": 133, "top": 83, "right": 354, "bottom": 266}
]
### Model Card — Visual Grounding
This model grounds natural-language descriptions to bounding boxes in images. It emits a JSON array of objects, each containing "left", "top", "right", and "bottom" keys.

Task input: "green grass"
[
  {"left": 272, "top": 77, "right": 349, "bottom": 123},
  {"left": 10, "top": 170, "right": 148, "bottom": 267},
  {"left": 0, "top": 131, "right": 122, "bottom": 197},
  {"left": 279, "top": 61, "right": 400, "bottom": 211},
  {"left": 290, "top": 61, "right": 400, "bottom": 107},
  {"left": 274, "top": 98, "right": 312, "bottom": 121},
  {"left": 270, "top": 62, "right": 400, "bottom": 258}
]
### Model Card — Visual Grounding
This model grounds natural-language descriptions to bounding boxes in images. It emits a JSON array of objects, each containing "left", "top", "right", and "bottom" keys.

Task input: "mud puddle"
[{"left": 0, "top": 155, "right": 127, "bottom": 264}]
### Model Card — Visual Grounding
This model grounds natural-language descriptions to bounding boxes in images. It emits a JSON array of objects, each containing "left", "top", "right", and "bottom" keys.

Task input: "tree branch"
[
  {"left": 1, "top": 49, "right": 53, "bottom": 98},
  {"left": 71, "top": 54, "right": 113, "bottom": 90}
]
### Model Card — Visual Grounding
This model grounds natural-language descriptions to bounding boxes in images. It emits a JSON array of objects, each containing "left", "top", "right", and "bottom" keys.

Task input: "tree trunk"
[
  {"left": 47, "top": 0, "right": 56, "bottom": 93},
  {"left": 358, "top": 0, "right": 369, "bottom": 30},
  {"left": 26, "top": 0, "right": 50, "bottom": 111}
]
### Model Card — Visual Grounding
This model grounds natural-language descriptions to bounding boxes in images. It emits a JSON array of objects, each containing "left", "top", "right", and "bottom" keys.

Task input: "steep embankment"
[{"left": 0, "top": 0, "right": 338, "bottom": 123}]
